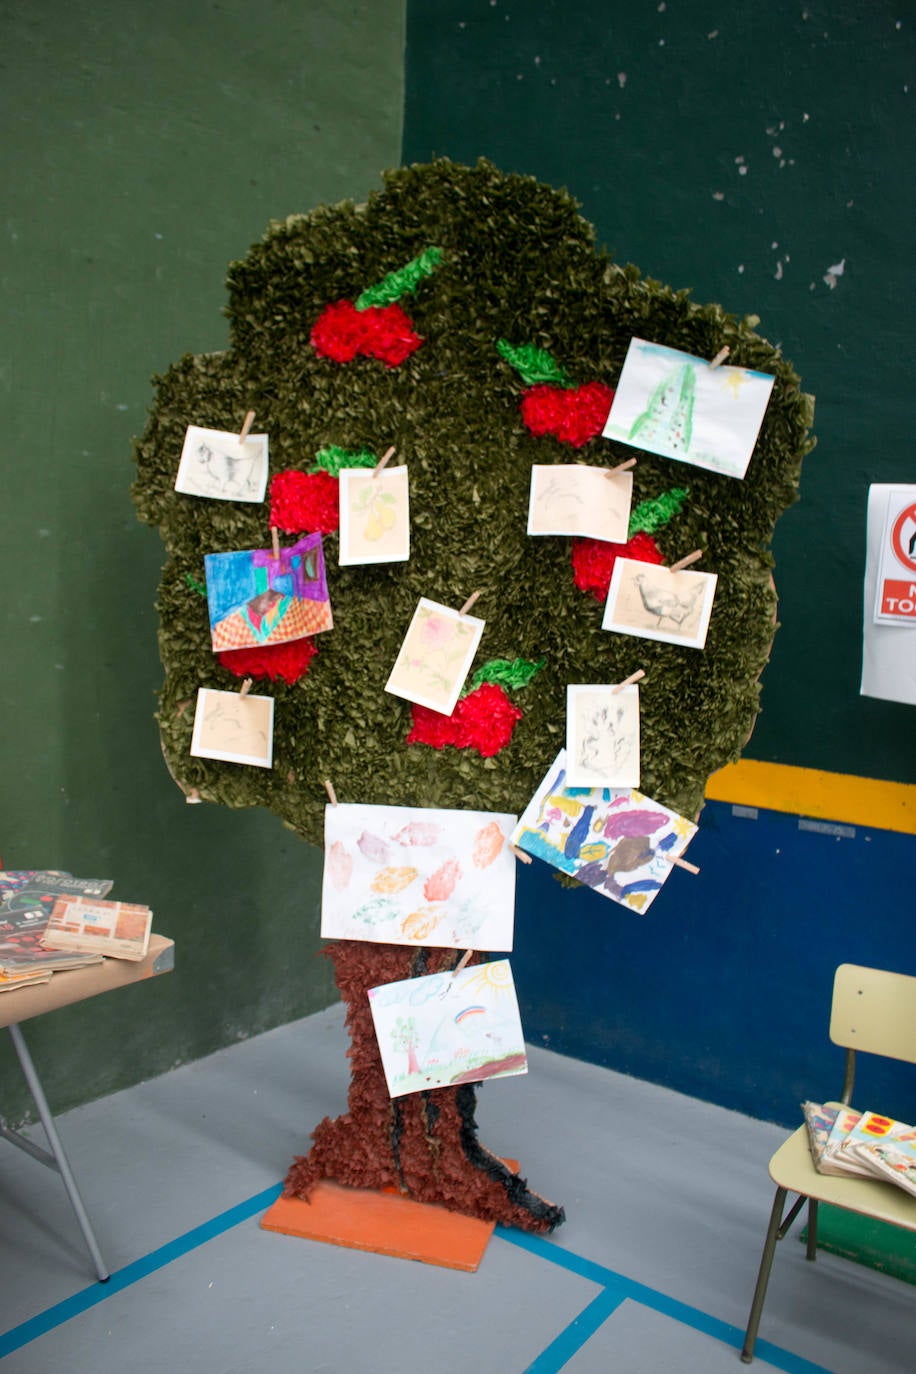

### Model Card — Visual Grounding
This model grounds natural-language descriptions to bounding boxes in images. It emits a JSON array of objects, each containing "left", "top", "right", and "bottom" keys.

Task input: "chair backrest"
[{"left": 830, "top": 964, "right": 916, "bottom": 1065}]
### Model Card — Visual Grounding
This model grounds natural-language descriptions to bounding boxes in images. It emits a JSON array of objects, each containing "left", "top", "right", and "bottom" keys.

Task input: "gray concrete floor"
[{"left": 1, "top": 1005, "right": 912, "bottom": 1373}]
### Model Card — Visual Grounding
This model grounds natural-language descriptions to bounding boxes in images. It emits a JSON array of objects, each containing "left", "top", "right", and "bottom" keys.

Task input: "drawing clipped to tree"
[{"left": 132, "top": 159, "right": 813, "bottom": 1233}]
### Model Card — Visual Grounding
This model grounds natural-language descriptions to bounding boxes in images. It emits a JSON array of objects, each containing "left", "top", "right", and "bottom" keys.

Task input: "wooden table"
[{"left": 0, "top": 935, "right": 175, "bottom": 1280}]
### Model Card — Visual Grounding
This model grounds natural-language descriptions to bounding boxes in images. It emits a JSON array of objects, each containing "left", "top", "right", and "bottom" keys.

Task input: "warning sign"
[{"left": 876, "top": 489, "right": 916, "bottom": 625}]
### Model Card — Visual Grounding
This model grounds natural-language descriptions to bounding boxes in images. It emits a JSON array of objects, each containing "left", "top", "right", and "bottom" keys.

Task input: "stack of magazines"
[
  {"left": 0, "top": 870, "right": 152, "bottom": 993},
  {"left": 803, "top": 1101, "right": 916, "bottom": 1199}
]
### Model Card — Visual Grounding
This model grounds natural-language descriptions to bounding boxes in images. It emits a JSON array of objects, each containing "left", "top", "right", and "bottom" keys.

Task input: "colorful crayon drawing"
[
  {"left": 510, "top": 749, "right": 697, "bottom": 913},
  {"left": 527, "top": 464, "right": 632, "bottom": 542},
  {"left": 566, "top": 683, "right": 640, "bottom": 789},
  {"left": 204, "top": 534, "right": 332, "bottom": 652},
  {"left": 602, "top": 338, "right": 775, "bottom": 479},
  {"left": 603, "top": 557, "right": 717, "bottom": 651},
  {"left": 339, "top": 466, "right": 410, "bottom": 565},
  {"left": 190, "top": 687, "right": 274, "bottom": 768},
  {"left": 385, "top": 598, "right": 485, "bottom": 715},
  {"left": 367, "top": 958, "right": 528, "bottom": 1098},
  {"left": 174, "top": 424, "right": 269, "bottom": 502},
  {"left": 321, "top": 802, "right": 517, "bottom": 950}
]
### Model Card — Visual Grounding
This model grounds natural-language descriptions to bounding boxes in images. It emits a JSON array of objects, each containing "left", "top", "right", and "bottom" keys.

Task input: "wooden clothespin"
[
  {"left": 510, "top": 845, "right": 532, "bottom": 865},
  {"left": 271, "top": 527, "right": 280, "bottom": 559},
  {"left": 669, "top": 549, "right": 703, "bottom": 573},
  {"left": 658, "top": 852, "right": 701, "bottom": 876},
  {"left": 709, "top": 347, "right": 730, "bottom": 370},
  {"left": 324, "top": 778, "right": 338, "bottom": 807},
  {"left": 608, "top": 456, "right": 637, "bottom": 475},
  {"left": 612, "top": 669, "right": 645, "bottom": 693},
  {"left": 239, "top": 410, "right": 256, "bottom": 444},
  {"left": 239, "top": 677, "right": 253, "bottom": 698},
  {"left": 372, "top": 444, "right": 396, "bottom": 479},
  {"left": 186, "top": 787, "right": 202, "bottom": 805},
  {"left": 459, "top": 591, "right": 481, "bottom": 616},
  {"left": 452, "top": 948, "right": 474, "bottom": 977}
]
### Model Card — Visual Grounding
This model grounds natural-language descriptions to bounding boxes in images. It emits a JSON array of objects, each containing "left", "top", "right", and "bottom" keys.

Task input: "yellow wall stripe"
[{"left": 705, "top": 759, "right": 916, "bottom": 835}]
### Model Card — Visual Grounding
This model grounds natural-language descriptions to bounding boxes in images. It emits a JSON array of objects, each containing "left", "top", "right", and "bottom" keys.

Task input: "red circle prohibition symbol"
[{"left": 891, "top": 502, "right": 916, "bottom": 574}]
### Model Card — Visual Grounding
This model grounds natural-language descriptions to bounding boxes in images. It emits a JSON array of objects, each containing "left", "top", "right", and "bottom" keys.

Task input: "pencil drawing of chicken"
[{"left": 633, "top": 573, "right": 704, "bottom": 628}]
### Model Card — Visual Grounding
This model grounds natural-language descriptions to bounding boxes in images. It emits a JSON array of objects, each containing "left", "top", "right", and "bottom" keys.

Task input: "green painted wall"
[
  {"left": 403, "top": 0, "right": 916, "bottom": 785},
  {"left": 0, "top": 0, "right": 405, "bottom": 1123}
]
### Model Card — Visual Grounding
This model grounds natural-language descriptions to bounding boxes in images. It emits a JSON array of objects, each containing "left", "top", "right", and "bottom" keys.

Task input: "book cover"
[
  {"left": 829, "top": 1110, "right": 915, "bottom": 1179},
  {"left": 802, "top": 1101, "right": 841, "bottom": 1167},
  {"left": 0, "top": 900, "right": 104, "bottom": 973},
  {"left": 816, "top": 1107, "right": 863, "bottom": 1176},
  {"left": 42, "top": 896, "right": 152, "bottom": 962},
  {"left": 855, "top": 1136, "right": 916, "bottom": 1198}
]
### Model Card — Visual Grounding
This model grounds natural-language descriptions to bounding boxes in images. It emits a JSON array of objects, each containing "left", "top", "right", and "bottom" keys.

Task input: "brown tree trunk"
[{"left": 283, "top": 941, "right": 565, "bottom": 1234}]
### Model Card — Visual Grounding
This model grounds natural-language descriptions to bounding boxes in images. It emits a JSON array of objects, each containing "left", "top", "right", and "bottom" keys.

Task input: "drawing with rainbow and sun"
[{"left": 367, "top": 959, "right": 528, "bottom": 1098}]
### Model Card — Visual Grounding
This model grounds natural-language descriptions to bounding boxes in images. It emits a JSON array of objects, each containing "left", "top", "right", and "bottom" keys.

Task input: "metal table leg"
[{"left": 4, "top": 1023, "right": 109, "bottom": 1282}]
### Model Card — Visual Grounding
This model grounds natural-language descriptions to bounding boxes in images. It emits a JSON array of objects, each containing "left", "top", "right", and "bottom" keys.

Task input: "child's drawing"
[
  {"left": 175, "top": 425, "right": 269, "bottom": 502},
  {"left": 602, "top": 557, "right": 717, "bottom": 650},
  {"left": 339, "top": 466, "right": 410, "bottom": 565},
  {"left": 368, "top": 958, "right": 528, "bottom": 1098},
  {"left": 527, "top": 464, "right": 633, "bottom": 542},
  {"left": 385, "top": 598, "right": 484, "bottom": 715},
  {"left": 204, "top": 534, "right": 332, "bottom": 652},
  {"left": 190, "top": 687, "right": 274, "bottom": 768},
  {"left": 511, "top": 749, "right": 697, "bottom": 914},
  {"left": 566, "top": 684, "right": 640, "bottom": 788},
  {"left": 602, "top": 338, "right": 775, "bottom": 479},
  {"left": 321, "top": 802, "right": 517, "bottom": 950}
]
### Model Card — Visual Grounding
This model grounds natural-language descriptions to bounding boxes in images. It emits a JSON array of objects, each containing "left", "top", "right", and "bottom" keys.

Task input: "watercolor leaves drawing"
[{"left": 321, "top": 802, "right": 517, "bottom": 950}]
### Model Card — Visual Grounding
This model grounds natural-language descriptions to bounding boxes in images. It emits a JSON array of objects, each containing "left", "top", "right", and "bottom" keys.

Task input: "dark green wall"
[
  {"left": 0, "top": 0, "right": 405, "bottom": 1123},
  {"left": 403, "top": 0, "right": 916, "bottom": 784}
]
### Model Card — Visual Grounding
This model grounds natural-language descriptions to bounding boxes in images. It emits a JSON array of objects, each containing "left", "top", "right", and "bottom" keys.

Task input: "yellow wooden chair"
[{"left": 742, "top": 963, "right": 916, "bottom": 1363}]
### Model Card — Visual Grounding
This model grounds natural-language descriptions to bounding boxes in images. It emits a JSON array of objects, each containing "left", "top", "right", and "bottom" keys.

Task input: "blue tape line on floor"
[
  {"left": 498, "top": 1228, "right": 834, "bottom": 1374},
  {"left": 0, "top": 1183, "right": 282, "bottom": 1359},
  {"left": 524, "top": 1286, "right": 628, "bottom": 1373}
]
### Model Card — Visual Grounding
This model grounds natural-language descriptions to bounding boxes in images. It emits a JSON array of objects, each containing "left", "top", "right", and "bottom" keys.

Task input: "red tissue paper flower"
[
  {"left": 269, "top": 469, "right": 340, "bottom": 535},
  {"left": 217, "top": 636, "right": 319, "bottom": 686},
  {"left": 311, "top": 299, "right": 424, "bottom": 368},
  {"left": 571, "top": 530, "right": 664, "bottom": 602},
  {"left": 519, "top": 381, "right": 615, "bottom": 448},
  {"left": 407, "top": 683, "right": 523, "bottom": 759}
]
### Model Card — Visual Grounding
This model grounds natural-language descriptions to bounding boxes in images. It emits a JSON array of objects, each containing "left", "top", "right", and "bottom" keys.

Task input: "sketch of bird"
[{"left": 633, "top": 573, "right": 704, "bottom": 627}]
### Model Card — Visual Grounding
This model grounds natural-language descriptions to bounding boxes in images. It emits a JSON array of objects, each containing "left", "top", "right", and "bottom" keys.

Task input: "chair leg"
[
  {"left": 806, "top": 1197, "right": 819, "bottom": 1260},
  {"left": 741, "top": 1185, "right": 788, "bottom": 1364},
  {"left": 8, "top": 1023, "right": 109, "bottom": 1282}
]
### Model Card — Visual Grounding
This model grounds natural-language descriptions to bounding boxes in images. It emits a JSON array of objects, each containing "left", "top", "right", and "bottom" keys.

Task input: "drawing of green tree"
[{"left": 391, "top": 1016, "right": 421, "bottom": 1075}]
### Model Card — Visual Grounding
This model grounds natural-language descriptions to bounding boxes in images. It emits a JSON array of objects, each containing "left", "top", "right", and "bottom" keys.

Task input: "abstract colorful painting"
[
  {"left": 204, "top": 534, "right": 332, "bottom": 652},
  {"left": 602, "top": 557, "right": 717, "bottom": 650},
  {"left": 385, "top": 598, "right": 485, "bottom": 715},
  {"left": 190, "top": 687, "right": 274, "bottom": 768},
  {"left": 511, "top": 750, "right": 697, "bottom": 913},
  {"left": 321, "top": 802, "right": 517, "bottom": 950},
  {"left": 602, "top": 338, "right": 775, "bottom": 479},
  {"left": 339, "top": 466, "right": 410, "bottom": 565},
  {"left": 566, "top": 683, "right": 640, "bottom": 789},
  {"left": 527, "top": 464, "right": 632, "bottom": 542},
  {"left": 174, "top": 424, "right": 269, "bottom": 502},
  {"left": 368, "top": 958, "right": 528, "bottom": 1098}
]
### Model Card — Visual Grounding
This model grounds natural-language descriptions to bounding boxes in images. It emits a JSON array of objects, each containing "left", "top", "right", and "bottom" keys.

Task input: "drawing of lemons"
[
  {"left": 370, "top": 865, "right": 420, "bottom": 895},
  {"left": 400, "top": 905, "right": 443, "bottom": 940},
  {"left": 365, "top": 493, "right": 396, "bottom": 541}
]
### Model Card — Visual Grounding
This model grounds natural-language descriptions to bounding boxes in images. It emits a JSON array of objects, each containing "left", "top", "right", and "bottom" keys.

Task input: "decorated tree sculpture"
[{"left": 132, "top": 158, "right": 813, "bottom": 1234}]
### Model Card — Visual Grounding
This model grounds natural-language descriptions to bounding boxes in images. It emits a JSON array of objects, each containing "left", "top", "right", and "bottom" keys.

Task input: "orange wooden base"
[{"left": 261, "top": 1170, "right": 517, "bottom": 1272}]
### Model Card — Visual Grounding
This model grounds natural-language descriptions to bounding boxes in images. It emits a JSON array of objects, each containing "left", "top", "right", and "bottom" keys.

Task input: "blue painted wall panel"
[{"left": 512, "top": 802, "right": 915, "bottom": 1128}]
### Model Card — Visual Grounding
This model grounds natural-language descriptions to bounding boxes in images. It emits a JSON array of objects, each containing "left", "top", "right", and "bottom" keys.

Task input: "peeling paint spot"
[
  {"left": 617, "top": 71, "right": 627, "bottom": 88},
  {"left": 774, "top": 261, "right": 784, "bottom": 281},
  {"left": 823, "top": 258, "right": 846, "bottom": 289},
  {"left": 738, "top": 166, "right": 748, "bottom": 176},
  {"left": 712, "top": 191, "right": 725, "bottom": 201}
]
